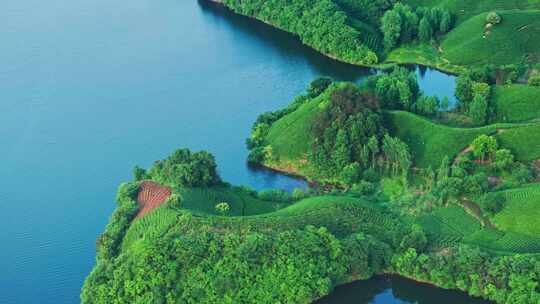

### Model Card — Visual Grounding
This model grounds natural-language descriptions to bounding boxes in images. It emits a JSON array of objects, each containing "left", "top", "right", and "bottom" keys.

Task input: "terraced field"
[
  {"left": 492, "top": 84, "right": 540, "bottom": 123},
  {"left": 177, "top": 186, "right": 278, "bottom": 216},
  {"left": 417, "top": 205, "right": 481, "bottom": 247},
  {"left": 493, "top": 183, "right": 540, "bottom": 236},
  {"left": 136, "top": 181, "right": 171, "bottom": 218},
  {"left": 404, "top": 0, "right": 540, "bottom": 24},
  {"left": 441, "top": 10, "right": 540, "bottom": 66}
]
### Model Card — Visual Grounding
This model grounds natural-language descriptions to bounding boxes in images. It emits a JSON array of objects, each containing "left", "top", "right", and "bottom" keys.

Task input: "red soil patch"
[{"left": 136, "top": 181, "right": 171, "bottom": 218}]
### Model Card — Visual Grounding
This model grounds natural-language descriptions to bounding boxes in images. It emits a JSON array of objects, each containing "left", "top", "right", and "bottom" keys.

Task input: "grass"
[
  {"left": 492, "top": 84, "right": 540, "bottom": 123},
  {"left": 441, "top": 10, "right": 540, "bottom": 66},
  {"left": 492, "top": 183, "right": 540, "bottom": 236}
]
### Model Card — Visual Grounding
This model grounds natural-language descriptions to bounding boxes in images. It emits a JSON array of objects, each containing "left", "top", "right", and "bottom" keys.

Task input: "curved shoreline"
[{"left": 205, "top": 0, "right": 464, "bottom": 75}]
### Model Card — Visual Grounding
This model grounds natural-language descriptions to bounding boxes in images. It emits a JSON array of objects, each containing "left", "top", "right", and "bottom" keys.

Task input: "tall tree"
[{"left": 418, "top": 17, "right": 432, "bottom": 42}]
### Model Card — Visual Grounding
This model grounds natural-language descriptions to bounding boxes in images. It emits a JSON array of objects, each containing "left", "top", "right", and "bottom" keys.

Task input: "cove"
[{"left": 1, "top": 0, "right": 458, "bottom": 303}]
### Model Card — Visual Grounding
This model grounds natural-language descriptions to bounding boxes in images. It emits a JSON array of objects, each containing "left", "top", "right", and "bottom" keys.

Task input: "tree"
[
  {"left": 469, "top": 94, "right": 488, "bottom": 125},
  {"left": 381, "top": 10, "right": 402, "bottom": 49},
  {"left": 440, "top": 11, "right": 452, "bottom": 33},
  {"left": 341, "top": 163, "right": 361, "bottom": 185},
  {"left": 399, "top": 224, "right": 427, "bottom": 252},
  {"left": 455, "top": 75, "right": 474, "bottom": 111},
  {"left": 133, "top": 166, "right": 147, "bottom": 181},
  {"left": 528, "top": 75, "right": 540, "bottom": 87},
  {"left": 308, "top": 77, "right": 333, "bottom": 98},
  {"left": 486, "top": 12, "right": 502, "bottom": 25},
  {"left": 215, "top": 202, "right": 230, "bottom": 215},
  {"left": 367, "top": 136, "right": 380, "bottom": 169},
  {"left": 493, "top": 149, "right": 514, "bottom": 170},
  {"left": 440, "top": 96, "right": 450, "bottom": 111},
  {"left": 414, "top": 95, "right": 438, "bottom": 117},
  {"left": 166, "top": 193, "right": 182, "bottom": 209},
  {"left": 471, "top": 135, "right": 498, "bottom": 162},
  {"left": 479, "top": 193, "right": 505, "bottom": 215},
  {"left": 418, "top": 17, "right": 432, "bottom": 42}
]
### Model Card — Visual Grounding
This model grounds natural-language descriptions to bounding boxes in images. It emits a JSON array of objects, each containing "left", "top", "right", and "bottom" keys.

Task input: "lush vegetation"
[
  {"left": 82, "top": 147, "right": 540, "bottom": 303},
  {"left": 134, "top": 148, "right": 222, "bottom": 188},
  {"left": 83, "top": 0, "right": 540, "bottom": 302},
  {"left": 221, "top": 0, "right": 380, "bottom": 65}
]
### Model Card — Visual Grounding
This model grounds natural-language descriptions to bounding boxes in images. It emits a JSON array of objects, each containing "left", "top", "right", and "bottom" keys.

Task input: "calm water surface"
[{"left": 1, "top": 0, "right": 462, "bottom": 303}]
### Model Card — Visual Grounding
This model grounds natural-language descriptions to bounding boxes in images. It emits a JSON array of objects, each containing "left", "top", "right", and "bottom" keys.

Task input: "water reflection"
[
  {"left": 316, "top": 276, "right": 492, "bottom": 304},
  {"left": 198, "top": 0, "right": 374, "bottom": 82}
]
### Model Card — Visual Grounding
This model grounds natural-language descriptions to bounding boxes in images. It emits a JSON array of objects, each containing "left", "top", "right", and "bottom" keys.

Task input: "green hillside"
[
  {"left": 492, "top": 84, "right": 540, "bottom": 123},
  {"left": 441, "top": 10, "right": 540, "bottom": 66},
  {"left": 404, "top": 0, "right": 540, "bottom": 24},
  {"left": 493, "top": 183, "right": 540, "bottom": 236}
]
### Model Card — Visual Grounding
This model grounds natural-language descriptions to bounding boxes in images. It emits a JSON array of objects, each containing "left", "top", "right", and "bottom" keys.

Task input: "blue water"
[{"left": 1, "top": 0, "right": 458, "bottom": 303}]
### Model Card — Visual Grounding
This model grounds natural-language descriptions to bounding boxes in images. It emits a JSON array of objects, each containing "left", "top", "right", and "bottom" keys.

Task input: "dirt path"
[
  {"left": 136, "top": 181, "right": 171, "bottom": 218},
  {"left": 461, "top": 198, "right": 495, "bottom": 229}
]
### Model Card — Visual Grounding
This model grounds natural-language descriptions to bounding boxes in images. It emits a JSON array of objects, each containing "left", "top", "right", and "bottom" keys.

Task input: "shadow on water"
[
  {"left": 316, "top": 276, "right": 493, "bottom": 304},
  {"left": 197, "top": 0, "right": 374, "bottom": 82}
]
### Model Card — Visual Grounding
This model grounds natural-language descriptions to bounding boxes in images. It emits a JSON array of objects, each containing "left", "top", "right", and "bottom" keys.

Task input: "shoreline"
[{"left": 204, "top": 0, "right": 464, "bottom": 76}]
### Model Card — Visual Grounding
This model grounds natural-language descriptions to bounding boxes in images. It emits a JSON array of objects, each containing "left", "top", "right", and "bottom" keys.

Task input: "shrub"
[
  {"left": 292, "top": 188, "right": 307, "bottom": 200},
  {"left": 308, "top": 77, "right": 333, "bottom": 98},
  {"left": 133, "top": 166, "right": 147, "bottom": 181},
  {"left": 215, "top": 202, "right": 230, "bottom": 215},
  {"left": 350, "top": 180, "right": 375, "bottom": 195},
  {"left": 147, "top": 148, "right": 221, "bottom": 188},
  {"left": 486, "top": 12, "right": 502, "bottom": 25},
  {"left": 528, "top": 75, "right": 540, "bottom": 87},
  {"left": 166, "top": 193, "right": 182, "bottom": 209},
  {"left": 258, "top": 189, "right": 291, "bottom": 202},
  {"left": 479, "top": 192, "right": 505, "bottom": 215}
]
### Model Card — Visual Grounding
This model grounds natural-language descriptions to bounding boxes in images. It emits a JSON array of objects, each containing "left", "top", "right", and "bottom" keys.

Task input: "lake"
[{"left": 1, "top": 0, "right": 468, "bottom": 303}]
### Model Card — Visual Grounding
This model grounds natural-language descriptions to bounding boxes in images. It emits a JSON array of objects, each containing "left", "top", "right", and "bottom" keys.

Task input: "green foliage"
[
  {"left": 381, "top": 3, "right": 453, "bottom": 49},
  {"left": 146, "top": 148, "right": 221, "bottom": 188},
  {"left": 221, "top": 0, "right": 379, "bottom": 65},
  {"left": 132, "top": 166, "right": 147, "bottom": 181},
  {"left": 493, "top": 149, "right": 514, "bottom": 170},
  {"left": 96, "top": 182, "right": 140, "bottom": 261},
  {"left": 478, "top": 192, "right": 505, "bottom": 215},
  {"left": 165, "top": 193, "right": 182, "bottom": 209},
  {"left": 486, "top": 12, "right": 502, "bottom": 25},
  {"left": 529, "top": 75, "right": 540, "bottom": 87},
  {"left": 309, "top": 83, "right": 386, "bottom": 179},
  {"left": 215, "top": 202, "right": 230, "bottom": 215},
  {"left": 371, "top": 66, "right": 420, "bottom": 110},
  {"left": 471, "top": 135, "right": 498, "bottom": 161},
  {"left": 307, "top": 77, "right": 333, "bottom": 98},
  {"left": 469, "top": 94, "right": 488, "bottom": 125},
  {"left": 418, "top": 17, "right": 432, "bottom": 42}
]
